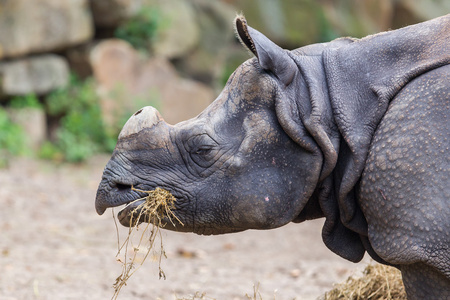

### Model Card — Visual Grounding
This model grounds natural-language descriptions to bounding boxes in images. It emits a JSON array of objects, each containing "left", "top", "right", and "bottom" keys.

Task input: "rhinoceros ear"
[{"left": 235, "top": 16, "right": 297, "bottom": 86}]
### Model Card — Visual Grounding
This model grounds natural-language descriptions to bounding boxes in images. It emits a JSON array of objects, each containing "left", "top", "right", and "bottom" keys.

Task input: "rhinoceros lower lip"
[{"left": 117, "top": 199, "right": 146, "bottom": 227}]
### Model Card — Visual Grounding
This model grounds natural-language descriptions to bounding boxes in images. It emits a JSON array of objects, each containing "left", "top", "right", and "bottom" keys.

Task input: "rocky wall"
[{"left": 0, "top": 0, "right": 447, "bottom": 151}]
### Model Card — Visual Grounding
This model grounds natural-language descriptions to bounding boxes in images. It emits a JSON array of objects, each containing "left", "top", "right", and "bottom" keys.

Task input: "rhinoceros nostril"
[
  {"left": 116, "top": 183, "right": 132, "bottom": 191},
  {"left": 134, "top": 109, "right": 143, "bottom": 116}
]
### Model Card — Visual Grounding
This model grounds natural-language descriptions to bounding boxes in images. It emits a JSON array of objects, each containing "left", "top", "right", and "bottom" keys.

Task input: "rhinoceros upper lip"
[{"left": 95, "top": 181, "right": 144, "bottom": 215}]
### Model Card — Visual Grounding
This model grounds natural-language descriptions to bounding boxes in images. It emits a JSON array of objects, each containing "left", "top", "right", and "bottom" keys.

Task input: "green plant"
[
  {"left": 115, "top": 6, "right": 165, "bottom": 52},
  {"left": 9, "top": 94, "right": 42, "bottom": 109},
  {"left": 38, "top": 141, "right": 63, "bottom": 162},
  {"left": 0, "top": 108, "right": 27, "bottom": 167},
  {"left": 42, "top": 75, "right": 115, "bottom": 162}
]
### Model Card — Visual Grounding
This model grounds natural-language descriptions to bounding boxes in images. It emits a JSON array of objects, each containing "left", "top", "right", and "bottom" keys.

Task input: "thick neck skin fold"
[
  {"left": 275, "top": 39, "right": 373, "bottom": 263},
  {"left": 287, "top": 14, "right": 450, "bottom": 263}
]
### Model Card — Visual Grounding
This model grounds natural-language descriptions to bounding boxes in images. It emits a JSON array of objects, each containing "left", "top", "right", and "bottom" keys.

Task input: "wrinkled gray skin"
[{"left": 96, "top": 15, "right": 450, "bottom": 299}]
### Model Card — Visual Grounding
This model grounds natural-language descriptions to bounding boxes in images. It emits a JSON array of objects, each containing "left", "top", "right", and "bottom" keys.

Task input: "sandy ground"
[{"left": 0, "top": 156, "right": 371, "bottom": 300}]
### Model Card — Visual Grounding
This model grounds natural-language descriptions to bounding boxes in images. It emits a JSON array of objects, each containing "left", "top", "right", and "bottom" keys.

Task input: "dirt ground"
[{"left": 0, "top": 156, "right": 371, "bottom": 300}]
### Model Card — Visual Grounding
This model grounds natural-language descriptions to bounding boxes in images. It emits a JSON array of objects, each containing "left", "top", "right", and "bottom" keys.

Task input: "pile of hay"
[
  {"left": 176, "top": 284, "right": 262, "bottom": 300},
  {"left": 112, "top": 187, "right": 183, "bottom": 300},
  {"left": 324, "top": 263, "right": 407, "bottom": 300}
]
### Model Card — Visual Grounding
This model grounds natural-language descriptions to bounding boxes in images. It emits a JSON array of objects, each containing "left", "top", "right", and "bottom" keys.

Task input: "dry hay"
[
  {"left": 112, "top": 187, "right": 183, "bottom": 300},
  {"left": 324, "top": 263, "right": 407, "bottom": 300},
  {"left": 176, "top": 283, "right": 263, "bottom": 300}
]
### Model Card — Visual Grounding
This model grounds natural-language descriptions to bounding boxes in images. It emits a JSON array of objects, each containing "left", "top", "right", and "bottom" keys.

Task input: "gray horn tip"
[{"left": 118, "top": 106, "right": 163, "bottom": 139}]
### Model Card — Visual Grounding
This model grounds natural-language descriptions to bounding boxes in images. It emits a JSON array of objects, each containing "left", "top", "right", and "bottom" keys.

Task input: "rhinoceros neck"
[{"left": 287, "top": 51, "right": 341, "bottom": 181}]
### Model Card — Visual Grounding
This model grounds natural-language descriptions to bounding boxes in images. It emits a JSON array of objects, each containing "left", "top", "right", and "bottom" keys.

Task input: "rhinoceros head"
[{"left": 95, "top": 17, "right": 330, "bottom": 235}]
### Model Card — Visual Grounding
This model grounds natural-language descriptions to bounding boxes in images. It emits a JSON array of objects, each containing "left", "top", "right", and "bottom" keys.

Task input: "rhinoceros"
[{"left": 96, "top": 14, "right": 450, "bottom": 299}]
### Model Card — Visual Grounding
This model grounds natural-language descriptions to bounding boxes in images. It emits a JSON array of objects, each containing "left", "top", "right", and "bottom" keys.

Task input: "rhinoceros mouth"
[
  {"left": 96, "top": 180, "right": 186, "bottom": 229},
  {"left": 116, "top": 190, "right": 186, "bottom": 228},
  {"left": 96, "top": 181, "right": 153, "bottom": 226},
  {"left": 95, "top": 181, "right": 146, "bottom": 215}
]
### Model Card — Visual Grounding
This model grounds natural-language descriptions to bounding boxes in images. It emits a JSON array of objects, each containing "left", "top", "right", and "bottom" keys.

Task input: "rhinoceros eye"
[
  {"left": 186, "top": 134, "right": 218, "bottom": 167},
  {"left": 194, "top": 146, "right": 213, "bottom": 156}
]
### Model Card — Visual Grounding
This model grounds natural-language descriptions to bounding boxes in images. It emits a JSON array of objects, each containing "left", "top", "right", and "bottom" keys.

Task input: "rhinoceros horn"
[{"left": 118, "top": 106, "right": 163, "bottom": 139}]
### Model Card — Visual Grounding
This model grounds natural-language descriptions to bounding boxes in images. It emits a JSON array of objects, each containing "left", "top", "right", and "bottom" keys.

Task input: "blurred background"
[
  {"left": 0, "top": 1, "right": 448, "bottom": 299},
  {"left": 0, "top": 0, "right": 448, "bottom": 164}
]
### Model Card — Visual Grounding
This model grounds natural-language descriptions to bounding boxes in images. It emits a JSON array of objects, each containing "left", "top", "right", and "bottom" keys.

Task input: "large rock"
[
  {"left": 172, "top": 0, "right": 239, "bottom": 87},
  {"left": 147, "top": 0, "right": 200, "bottom": 59},
  {"left": 320, "top": 0, "right": 393, "bottom": 38},
  {"left": 8, "top": 107, "right": 47, "bottom": 151},
  {"left": 228, "top": 0, "right": 327, "bottom": 47},
  {"left": 0, "top": 0, "right": 93, "bottom": 59},
  {"left": 392, "top": 0, "right": 450, "bottom": 29},
  {"left": 89, "top": 0, "right": 141, "bottom": 28},
  {"left": 64, "top": 42, "right": 96, "bottom": 79},
  {"left": 228, "top": 0, "right": 446, "bottom": 45},
  {"left": 0, "top": 55, "right": 69, "bottom": 97},
  {"left": 90, "top": 39, "right": 214, "bottom": 130}
]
